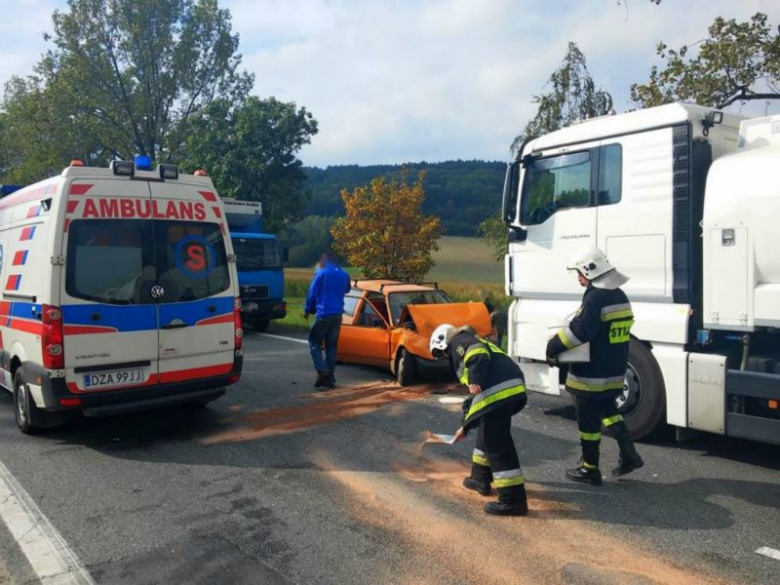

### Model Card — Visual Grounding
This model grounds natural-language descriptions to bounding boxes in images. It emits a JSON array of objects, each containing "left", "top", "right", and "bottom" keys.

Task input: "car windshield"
[
  {"left": 66, "top": 219, "right": 230, "bottom": 304},
  {"left": 233, "top": 237, "right": 282, "bottom": 271},
  {"left": 388, "top": 290, "right": 453, "bottom": 325}
]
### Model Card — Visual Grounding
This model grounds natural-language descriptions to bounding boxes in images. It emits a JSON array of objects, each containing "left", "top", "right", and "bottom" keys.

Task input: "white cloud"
[{"left": 2, "top": 0, "right": 780, "bottom": 166}]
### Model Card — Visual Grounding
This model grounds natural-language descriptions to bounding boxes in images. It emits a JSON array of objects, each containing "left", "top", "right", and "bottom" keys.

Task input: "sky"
[{"left": 1, "top": 0, "right": 779, "bottom": 167}]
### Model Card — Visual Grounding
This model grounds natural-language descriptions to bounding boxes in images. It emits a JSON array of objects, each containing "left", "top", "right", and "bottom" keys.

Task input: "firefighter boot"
[
  {"left": 463, "top": 477, "right": 492, "bottom": 496},
  {"left": 612, "top": 431, "right": 645, "bottom": 477},
  {"left": 484, "top": 485, "right": 528, "bottom": 516},
  {"left": 566, "top": 464, "right": 603, "bottom": 486}
]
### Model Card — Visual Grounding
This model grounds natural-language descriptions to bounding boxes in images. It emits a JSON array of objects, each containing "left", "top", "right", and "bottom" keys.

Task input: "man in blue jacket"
[{"left": 304, "top": 252, "right": 352, "bottom": 389}]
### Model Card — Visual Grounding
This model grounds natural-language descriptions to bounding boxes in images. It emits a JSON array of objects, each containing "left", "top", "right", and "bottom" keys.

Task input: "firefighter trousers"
[
  {"left": 470, "top": 397, "right": 527, "bottom": 503},
  {"left": 574, "top": 393, "right": 634, "bottom": 469}
]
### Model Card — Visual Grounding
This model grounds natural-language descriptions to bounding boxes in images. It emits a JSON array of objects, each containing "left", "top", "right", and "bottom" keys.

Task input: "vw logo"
[{"left": 150, "top": 285, "right": 165, "bottom": 299}]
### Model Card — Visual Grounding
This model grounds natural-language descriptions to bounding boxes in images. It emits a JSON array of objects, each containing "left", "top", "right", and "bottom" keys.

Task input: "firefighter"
[
  {"left": 430, "top": 324, "right": 528, "bottom": 516},
  {"left": 546, "top": 247, "right": 644, "bottom": 486}
]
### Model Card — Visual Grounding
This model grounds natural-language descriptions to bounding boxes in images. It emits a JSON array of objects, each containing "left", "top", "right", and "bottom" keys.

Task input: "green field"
[{"left": 428, "top": 236, "right": 502, "bottom": 283}]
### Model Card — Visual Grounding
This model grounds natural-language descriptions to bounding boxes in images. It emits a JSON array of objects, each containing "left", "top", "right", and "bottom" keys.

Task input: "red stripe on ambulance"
[
  {"left": 5, "top": 275, "right": 21, "bottom": 291},
  {"left": 159, "top": 363, "right": 233, "bottom": 384},
  {"left": 69, "top": 183, "right": 94, "bottom": 196},
  {"left": 198, "top": 190, "right": 217, "bottom": 202},
  {"left": 19, "top": 226, "right": 36, "bottom": 241},
  {"left": 12, "top": 251, "right": 28, "bottom": 266},
  {"left": 196, "top": 313, "right": 234, "bottom": 326}
]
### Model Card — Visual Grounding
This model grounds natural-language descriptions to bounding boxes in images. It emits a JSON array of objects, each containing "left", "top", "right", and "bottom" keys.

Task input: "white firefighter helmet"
[
  {"left": 567, "top": 246, "right": 629, "bottom": 290},
  {"left": 430, "top": 324, "right": 456, "bottom": 353}
]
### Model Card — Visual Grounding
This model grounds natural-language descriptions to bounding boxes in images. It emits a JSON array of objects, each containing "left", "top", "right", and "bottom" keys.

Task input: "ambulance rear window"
[
  {"left": 66, "top": 220, "right": 152, "bottom": 304},
  {"left": 66, "top": 219, "right": 230, "bottom": 304},
  {"left": 156, "top": 221, "right": 230, "bottom": 303}
]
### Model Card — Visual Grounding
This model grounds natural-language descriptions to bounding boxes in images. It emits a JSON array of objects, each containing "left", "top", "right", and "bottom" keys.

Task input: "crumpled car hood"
[{"left": 404, "top": 303, "right": 492, "bottom": 357}]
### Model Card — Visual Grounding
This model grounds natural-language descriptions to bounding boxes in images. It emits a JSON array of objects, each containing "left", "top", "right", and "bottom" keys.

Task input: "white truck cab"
[
  {"left": 504, "top": 103, "right": 780, "bottom": 444},
  {"left": 0, "top": 159, "right": 243, "bottom": 433}
]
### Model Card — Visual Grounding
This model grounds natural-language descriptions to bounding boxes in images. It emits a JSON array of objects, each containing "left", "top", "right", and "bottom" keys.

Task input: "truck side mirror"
[
  {"left": 502, "top": 162, "right": 520, "bottom": 224},
  {"left": 282, "top": 246, "right": 289, "bottom": 263}
]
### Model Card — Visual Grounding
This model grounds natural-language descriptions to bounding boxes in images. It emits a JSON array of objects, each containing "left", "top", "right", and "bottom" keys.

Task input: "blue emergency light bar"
[{"left": 134, "top": 155, "right": 153, "bottom": 171}]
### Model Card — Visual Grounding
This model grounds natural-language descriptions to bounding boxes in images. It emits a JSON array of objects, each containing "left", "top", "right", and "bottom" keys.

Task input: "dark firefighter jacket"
[
  {"left": 449, "top": 330, "right": 526, "bottom": 433},
  {"left": 546, "top": 285, "right": 634, "bottom": 397}
]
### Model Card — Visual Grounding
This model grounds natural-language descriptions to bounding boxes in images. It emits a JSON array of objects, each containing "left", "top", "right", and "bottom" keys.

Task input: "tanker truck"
[{"left": 502, "top": 103, "right": 780, "bottom": 444}]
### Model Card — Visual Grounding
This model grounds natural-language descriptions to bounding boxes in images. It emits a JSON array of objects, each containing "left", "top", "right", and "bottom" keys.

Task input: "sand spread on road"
[
  {"left": 313, "top": 450, "right": 724, "bottom": 585},
  {"left": 201, "top": 382, "right": 436, "bottom": 445}
]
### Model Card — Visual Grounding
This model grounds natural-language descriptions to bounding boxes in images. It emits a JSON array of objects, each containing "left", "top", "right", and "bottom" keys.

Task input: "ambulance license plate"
[{"left": 83, "top": 369, "right": 144, "bottom": 390}]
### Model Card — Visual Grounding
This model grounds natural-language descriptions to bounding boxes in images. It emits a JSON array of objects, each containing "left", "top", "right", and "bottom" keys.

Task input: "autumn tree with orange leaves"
[{"left": 332, "top": 171, "right": 441, "bottom": 281}]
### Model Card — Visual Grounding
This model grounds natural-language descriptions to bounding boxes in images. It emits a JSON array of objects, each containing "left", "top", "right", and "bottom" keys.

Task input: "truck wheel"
[
  {"left": 14, "top": 370, "right": 36, "bottom": 435},
  {"left": 252, "top": 319, "right": 270, "bottom": 332},
  {"left": 396, "top": 349, "right": 417, "bottom": 386},
  {"left": 616, "top": 340, "right": 666, "bottom": 440}
]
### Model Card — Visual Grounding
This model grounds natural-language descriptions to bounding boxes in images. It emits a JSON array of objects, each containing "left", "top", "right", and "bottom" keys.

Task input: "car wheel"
[
  {"left": 252, "top": 319, "right": 270, "bottom": 332},
  {"left": 396, "top": 348, "right": 417, "bottom": 386},
  {"left": 615, "top": 340, "right": 666, "bottom": 440},
  {"left": 14, "top": 370, "right": 36, "bottom": 435}
]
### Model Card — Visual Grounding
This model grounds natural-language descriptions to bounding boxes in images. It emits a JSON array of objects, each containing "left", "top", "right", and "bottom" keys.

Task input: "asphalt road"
[{"left": 0, "top": 330, "right": 778, "bottom": 585}]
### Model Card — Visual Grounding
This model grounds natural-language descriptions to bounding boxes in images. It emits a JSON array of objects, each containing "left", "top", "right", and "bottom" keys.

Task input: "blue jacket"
[{"left": 305, "top": 263, "right": 352, "bottom": 318}]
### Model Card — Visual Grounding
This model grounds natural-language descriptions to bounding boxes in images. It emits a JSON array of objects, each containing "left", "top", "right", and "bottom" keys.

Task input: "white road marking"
[
  {"left": 259, "top": 333, "right": 309, "bottom": 345},
  {"left": 756, "top": 547, "right": 780, "bottom": 562},
  {"left": 0, "top": 461, "right": 95, "bottom": 585}
]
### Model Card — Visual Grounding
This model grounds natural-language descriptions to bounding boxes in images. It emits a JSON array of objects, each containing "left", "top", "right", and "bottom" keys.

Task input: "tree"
[
  {"left": 478, "top": 216, "right": 508, "bottom": 263},
  {"left": 1, "top": 0, "right": 252, "bottom": 179},
  {"left": 182, "top": 96, "right": 318, "bottom": 232},
  {"left": 631, "top": 13, "right": 780, "bottom": 109},
  {"left": 511, "top": 42, "right": 612, "bottom": 153},
  {"left": 332, "top": 172, "right": 441, "bottom": 281}
]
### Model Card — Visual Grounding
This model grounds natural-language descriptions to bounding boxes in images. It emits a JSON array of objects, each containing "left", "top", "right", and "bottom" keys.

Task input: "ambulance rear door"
[
  {"left": 149, "top": 182, "right": 236, "bottom": 385},
  {"left": 60, "top": 178, "right": 160, "bottom": 393}
]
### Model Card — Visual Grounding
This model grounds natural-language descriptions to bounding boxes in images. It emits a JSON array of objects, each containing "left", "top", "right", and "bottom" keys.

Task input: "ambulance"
[{"left": 0, "top": 157, "right": 243, "bottom": 433}]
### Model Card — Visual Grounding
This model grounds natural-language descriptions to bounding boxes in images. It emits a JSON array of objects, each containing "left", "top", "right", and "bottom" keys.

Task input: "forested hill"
[{"left": 303, "top": 160, "right": 506, "bottom": 236}]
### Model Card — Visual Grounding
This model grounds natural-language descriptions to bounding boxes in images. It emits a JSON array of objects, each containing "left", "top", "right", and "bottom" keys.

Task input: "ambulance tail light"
[
  {"left": 234, "top": 297, "right": 243, "bottom": 351},
  {"left": 42, "top": 305, "right": 64, "bottom": 369},
  {"left": 70, "top": 159, "right": 85, "bottom": 167},
  {"left": 194, "top": 169, "right": 209, "bottom": 176}
]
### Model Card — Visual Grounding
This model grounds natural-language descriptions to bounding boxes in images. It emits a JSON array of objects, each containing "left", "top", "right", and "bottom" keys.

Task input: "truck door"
[
  {"left": 61, "top": 179, "right": 160, "bottom": 393},
  {"left": 148, "top": 182, "right": 236, "bottom": 384},
  {"left": 514, "top": 141, "right": 600, "bottom": 297}
]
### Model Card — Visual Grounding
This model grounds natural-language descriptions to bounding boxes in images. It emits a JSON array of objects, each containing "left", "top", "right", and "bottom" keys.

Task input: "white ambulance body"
[{"left": 0, "top": 160, "right": 243, "bottom": 433}]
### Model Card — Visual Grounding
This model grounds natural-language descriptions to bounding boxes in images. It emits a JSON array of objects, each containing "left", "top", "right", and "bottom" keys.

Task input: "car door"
[
  {"left": 60, "top": 178, "right": 160, "bottom": 393},
  {"left": 511, "top": 141, "right": 600, "bottom": 298},
  {"left": 148, "top": 182, "right": 236, "bottom": 384},
  {"left": 338, "top": 294, "right": 391, "bottom": 367}
]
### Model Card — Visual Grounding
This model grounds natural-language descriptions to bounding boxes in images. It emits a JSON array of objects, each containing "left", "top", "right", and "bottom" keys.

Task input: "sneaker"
[
  {"left": 314, "top": 371, "right": 328, "bottom": 388},
  {"left": 326, "top": 373, "right": 336, "bottom": 389},
  {"left": 463, "top": 477, "right": 492, "bottom": 496},
  {"left": 484, "top": 501, "right": 528, "bottom": 516},
  {"left": 612, "top": 453, "right": 645, "bottom": 477},
  {"left": 565, "top": 465, "right": 603, "bottom": 486}
]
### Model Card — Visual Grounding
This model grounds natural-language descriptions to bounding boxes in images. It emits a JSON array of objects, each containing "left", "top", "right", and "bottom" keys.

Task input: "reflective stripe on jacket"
[
  {"left": 449, "top": 331, "right": 526, "bottom": 431},
  {"left": 546, "top": 286, "right": 633, "bottom": 396}
]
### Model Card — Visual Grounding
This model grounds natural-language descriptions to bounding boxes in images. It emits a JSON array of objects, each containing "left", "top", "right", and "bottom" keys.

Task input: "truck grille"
[{"left": 240, "top": 285, "right": 269, "bottom": 300}]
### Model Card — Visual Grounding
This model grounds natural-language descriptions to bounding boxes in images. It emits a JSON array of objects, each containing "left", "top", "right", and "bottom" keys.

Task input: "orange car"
[{"left": 337, "top": 280, "right": 492, "bottom": 385}]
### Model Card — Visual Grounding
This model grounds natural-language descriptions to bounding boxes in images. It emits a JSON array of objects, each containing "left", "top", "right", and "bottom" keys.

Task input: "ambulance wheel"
[
  {"left": 14, "top": 371, "right": 36, "bottom": 435},
  {"left": 252, "top": 319, "right": 270, "bottom": 332},
  {"left": 396, "top": 349, "right": 417, "bottom": 386},
  {"left": 618, "top": 340, "right": 666, "bottom": 440}
]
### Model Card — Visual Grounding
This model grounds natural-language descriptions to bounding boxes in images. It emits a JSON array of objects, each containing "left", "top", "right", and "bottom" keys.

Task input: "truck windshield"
[
  {"left": 66, "top": 219, "right": 230, "bottom": 304},
  {"left": 520, "top": 151, "right": 591, "bottom": 225},
  {"left": 233, "top": 237, "right": 282, "bottom": 271},
  {"left": 388, "top": 290, "right": 453, "bottom": 325}
]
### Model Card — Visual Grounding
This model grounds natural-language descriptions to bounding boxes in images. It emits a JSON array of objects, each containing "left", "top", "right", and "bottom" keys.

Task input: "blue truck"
[{"left": 223, "top": 198, "right": 287, "bottom": 331}]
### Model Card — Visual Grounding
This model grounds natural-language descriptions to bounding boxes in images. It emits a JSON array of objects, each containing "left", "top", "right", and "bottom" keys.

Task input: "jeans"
[{"left": 308, "top": 315, "right": 342, "bottom": 375}]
